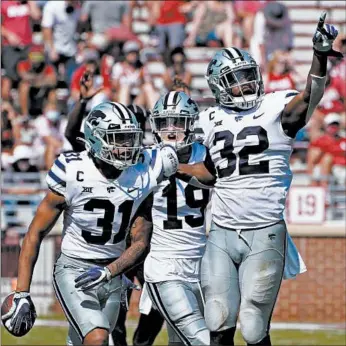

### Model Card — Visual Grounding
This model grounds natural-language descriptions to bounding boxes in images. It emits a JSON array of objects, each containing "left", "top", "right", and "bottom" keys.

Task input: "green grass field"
[{"left": 2, "top": 325, "right": 346, "bottom": 345}]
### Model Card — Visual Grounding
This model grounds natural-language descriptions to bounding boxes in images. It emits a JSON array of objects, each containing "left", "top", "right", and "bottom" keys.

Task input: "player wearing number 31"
[
  {"left": 177, "top": 12, "right": 343, "bottom": 346},
  {"left": 1, "top": 102, "right": 179, "bottom": 346}
]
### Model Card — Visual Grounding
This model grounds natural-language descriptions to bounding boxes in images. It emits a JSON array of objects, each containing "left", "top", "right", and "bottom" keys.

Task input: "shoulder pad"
[{"left": 46, "top": 153, "right": 68, "bottom": 197}]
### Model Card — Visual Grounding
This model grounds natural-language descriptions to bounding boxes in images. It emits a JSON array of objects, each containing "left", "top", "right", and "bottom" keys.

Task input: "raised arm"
[
  {"left": 65, "top": 71, "right": 103, "bottom": 151},
  {"left": 281, "top": 12, "right": 343, "bottom": 138}
]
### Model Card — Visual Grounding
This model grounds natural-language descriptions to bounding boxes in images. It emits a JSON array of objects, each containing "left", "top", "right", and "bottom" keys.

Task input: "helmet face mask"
[
  {"left": 206, "top": 48, "right": 264, "bottom": 110},
  {"left": 150, "top": 91, "right": 199, "bottom": 149},
  {"left": 84, "top": 102, "right": 143, "bottom": 170}
]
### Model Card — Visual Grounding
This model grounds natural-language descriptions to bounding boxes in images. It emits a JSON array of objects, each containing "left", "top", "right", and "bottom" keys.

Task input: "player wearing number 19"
[
  {"left": 143, "top": 91, "right": 210, "bottom": 345},
  {"left": 177, "top": 12, "right": 343, "bottom": 346},
  {"left": 1, "top": 102, "right": 179, "bottom": 346}
]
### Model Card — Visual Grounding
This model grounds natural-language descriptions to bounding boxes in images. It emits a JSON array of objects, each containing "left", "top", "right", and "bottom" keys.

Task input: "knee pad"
[
  {"left": 247, "top": 334, "right": 271, "bottom": 346},
  {"left": 239, "top": 308, "right": 267, "bottom": 345},
  {"left": 205, "top": 299, "right": 229, "bottom": 332}
]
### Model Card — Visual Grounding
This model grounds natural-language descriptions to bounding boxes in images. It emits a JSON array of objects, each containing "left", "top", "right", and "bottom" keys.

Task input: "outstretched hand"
[
  {"left": 313, "top": 11, "right": 343, "bottom": 58},
  {"left": 80, "top": 71, "right": 103, "bottom": 101}
]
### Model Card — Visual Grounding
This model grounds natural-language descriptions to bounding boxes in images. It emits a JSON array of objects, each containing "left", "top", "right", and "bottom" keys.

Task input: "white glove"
[
  {"left": 313, "top": 11, "right": 343, "bottom": 57},
  {"left": 159, "top": 145, "right": 179, "bottom": 178}
]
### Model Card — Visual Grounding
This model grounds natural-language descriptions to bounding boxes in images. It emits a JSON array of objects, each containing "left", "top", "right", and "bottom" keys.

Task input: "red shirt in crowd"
[
  {"left": 318, "top": 78, "right": 345, "bottom": 115},
  {"left": 310, "top": 135, "right": 346, "bottom": 166},
  {"left": 1, "top": 1, "right": 32, "bottom": 46},
  {"left": 265, "top": 73, "right": 296, "bottom": 93},
  {"left": 157, "top": 1, "right": 186, "bottom": 25},
  {"left": 71, "top": 65, "right": 111, "bottom": 93},
  {"left": 17, "top": 60, "right": 56, "bottom": 79},
  {"left": 330, "top": 60, "right": 346, "bottom": 99}
]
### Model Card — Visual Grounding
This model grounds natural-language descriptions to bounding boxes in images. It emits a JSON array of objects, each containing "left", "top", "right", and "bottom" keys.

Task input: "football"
[
  {"left": 1, "top": 292, "right": 36, "bottom": 337},
  {"left": 1, "top": 292, "right": 14, "bottom": 318}
]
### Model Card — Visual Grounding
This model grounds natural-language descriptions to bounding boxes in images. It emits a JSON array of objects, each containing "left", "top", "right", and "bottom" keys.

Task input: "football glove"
[
  {"left": 1, "top": 292, "right": 37, "bottom": 337},
  {"left": 159, "top": 144, "right": 179, "bottom": 178},
  {"left": 74, "top": 266, "right": 112, "bottom": 291},
  {"left": 313, "top": 11, "right": 343, "bottom": 57}
]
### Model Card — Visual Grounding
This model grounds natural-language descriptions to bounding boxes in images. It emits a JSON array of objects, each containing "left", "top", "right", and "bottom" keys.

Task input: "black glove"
[{"left": 1, "top": 292, "right": 37, "bottom": 337}]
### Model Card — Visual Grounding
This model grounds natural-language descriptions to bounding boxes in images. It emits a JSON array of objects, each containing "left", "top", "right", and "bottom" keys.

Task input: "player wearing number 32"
[
  {"left": 177, "top": 12, "right": 343, "bottom": 346},
  {"left": 1, "top": 102, "right": 179, "bottom": 346},
  {"left": 142, "top": 91, "right": 211, "bottom": 345}
]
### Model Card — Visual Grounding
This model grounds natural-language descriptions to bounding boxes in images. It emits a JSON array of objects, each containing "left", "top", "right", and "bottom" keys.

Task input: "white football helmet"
[
  {"left": 206, "top": 47, "right": 264, "bottom": 110},
  {"left": 83, "top": 102, "right": 143, "bottom": 170},
  {"left": 150, "top": 91, "right": 199, "bottom": 149}
]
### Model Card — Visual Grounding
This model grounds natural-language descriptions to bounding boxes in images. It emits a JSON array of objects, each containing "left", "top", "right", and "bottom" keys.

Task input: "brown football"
[{"left": 1, "top": 292, "right": 14, "bottom": 318}]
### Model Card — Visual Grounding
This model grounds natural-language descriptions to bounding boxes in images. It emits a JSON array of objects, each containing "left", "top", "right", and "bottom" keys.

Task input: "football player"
[
  {"left": 176, "top": 12, "right": 343, "bottom": 346},
  {"left": 143, "top": 91, "right": 211, "bottom": 345},
  {"left": 63, "top": 71, "right": 164, "bottom": 346},
  {"left": 1, "top": 102, "right": 178, "bottom": 346}
]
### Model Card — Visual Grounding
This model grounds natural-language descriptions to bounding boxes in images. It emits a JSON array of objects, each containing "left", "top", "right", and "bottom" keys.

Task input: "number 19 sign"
[{"left": 287, "top": 187, "right": 326, "bottom": 224}]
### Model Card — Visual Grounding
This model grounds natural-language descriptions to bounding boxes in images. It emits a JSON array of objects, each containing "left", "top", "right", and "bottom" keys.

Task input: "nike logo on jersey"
[
  {"left": 107, "top": 187, "right": 116, "bottom": 193},
  {"left": 127, "top": 187, "right": 139, "bottom": 193},
  {"left": 253, "top": 112, "right": 265, "bottom": 119}
]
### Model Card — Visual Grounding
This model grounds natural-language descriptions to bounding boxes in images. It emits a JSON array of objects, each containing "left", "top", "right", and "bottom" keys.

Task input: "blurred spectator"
[
  {"left": 32, "top": 102, "right": 72, "bottom": 170},
  {"left": 81, "top": 1, "right": 130, "bottom": 34},
  {"left": 150, "top": 1, "right": 186, "bottom": 55},
  {"left": 1, "top": 102, "right": 20, "bottom": 155},
  {"left": 307, "top": 113, "right": 346, "bottom": 187},
  {"left": 171, "top": 76, "right": 191, "bottom": 95},
  {"left": 111, "top": 41, "right": 158, "bottom": 108},
  {"left": 70, "top": 49, "right": 111, "bottom": 111},
  {"left": 1, "top": 0, "right": 41, "bottom": 101},
  {"left": 329, "top": 36, "right": 346, "bottom": 100},
  {"left": 264, "top": 50, "right": 297, "bottom": 93},
  {"left": 162, "top": 46, "right": 192, "bottom": 92},
  {"left": 250, "top": 1, "right": 293, "bottom": 71},
  {"left": 80, "top": 1, "right": 138, "bottom": 49},
  {"left": 233, "top": 0, "right": 267, "bottom": 48},
  {"left": 184, "top": 1, "right": 235, "bottom": 48},
  {"left": 8, "top": 145, "right": 40, "bottom": 173},
  {"left": 17, "top": 45, "right": 57, "bottom": 117},
  {"left": 309, "top": 70, "right": 346, "bottom": 140},
  {"left": 41, "top": 0, "right": 80, "bottom": 82}
]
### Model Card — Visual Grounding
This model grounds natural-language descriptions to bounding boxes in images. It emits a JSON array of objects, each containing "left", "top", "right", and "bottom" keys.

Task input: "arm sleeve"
[
  {"left": 46, "top": 154, "right": 67, "bottom": 197},
  {"left": 41, "top": 3, "right": 54, "bottom": 28}
]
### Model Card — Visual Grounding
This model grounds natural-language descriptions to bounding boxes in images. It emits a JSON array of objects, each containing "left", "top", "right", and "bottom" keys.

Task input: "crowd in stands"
[{"left": 1, "top": 0, "right": 345, "bottom": 185}]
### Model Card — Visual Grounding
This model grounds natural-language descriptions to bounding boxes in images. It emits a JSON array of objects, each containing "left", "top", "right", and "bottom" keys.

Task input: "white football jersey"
[
  {"left": 150, "top": 142, "right": 210, "bottom": 259},
  {"left": 197, "top": 90, "right": 299, "bottom": 230},
  {"left": 46, "top": 150, "right": 158, "bottom": 259}
]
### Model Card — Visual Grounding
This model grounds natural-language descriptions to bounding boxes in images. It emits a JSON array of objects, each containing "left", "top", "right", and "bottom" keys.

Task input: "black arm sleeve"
[{"left": 65, "top": 100, "right": 87, "bottom": 152}]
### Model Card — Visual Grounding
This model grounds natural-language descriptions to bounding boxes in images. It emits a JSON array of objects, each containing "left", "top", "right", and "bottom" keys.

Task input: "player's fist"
[
  {"left": 1, "top": 292, "right": 36, "bottom": 337},
  {"left": 313, "top": 11, "right": 343, "bottom": 57},
  {"left": 159, "top": 144, "right": 179, "bottom": 178},
  {"left": 75, "top": 266, "right": 112, "bottom": 291},
  {"left": 80, "top": 71, "right": 103, "bottom": 101}
]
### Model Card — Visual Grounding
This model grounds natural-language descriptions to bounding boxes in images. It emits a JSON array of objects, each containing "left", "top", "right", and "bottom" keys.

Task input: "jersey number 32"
[{"left": 213, "top": 126, "right": 269, "bottom": 178}]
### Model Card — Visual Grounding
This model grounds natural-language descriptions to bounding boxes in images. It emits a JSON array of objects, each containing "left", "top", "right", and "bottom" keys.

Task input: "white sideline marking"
[{"left": 35, "top": 319, "right": 345, "bottom": 331}]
